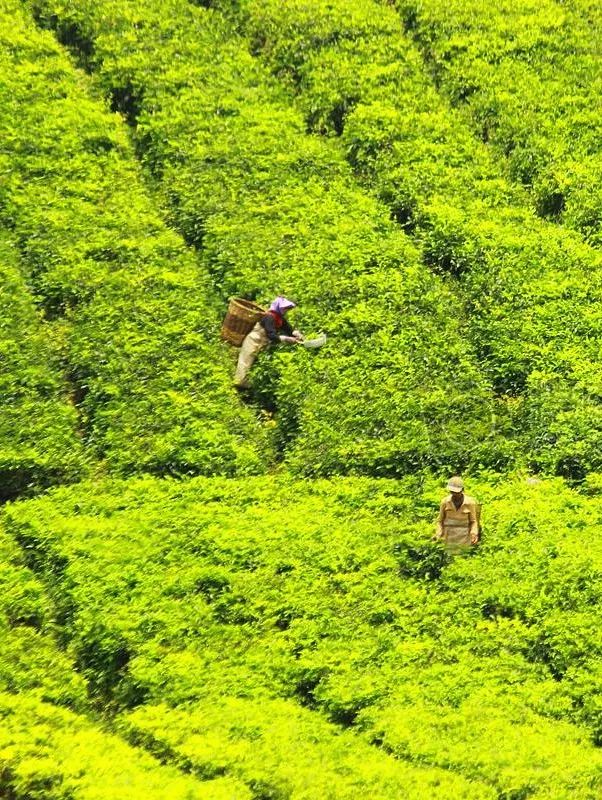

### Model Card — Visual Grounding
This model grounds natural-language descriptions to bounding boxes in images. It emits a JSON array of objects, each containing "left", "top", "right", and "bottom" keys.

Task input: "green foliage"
[
  {"left": 0, "top": 232, "right": 83, "bottom": 494},
  {"left": 7, "top": 474, "right": 602, "bottom": 796},
  {"left": 367, "top": 692, "right": 601, "bottom": 800},
  {"left": 222, "top": 0, "right": 602, "bottom": 477},
  {"left": 393, "top": 0, "right": 602, "bottom": 244},
  {"left": 0, "top": 530, "right": 86, "bottom": 707},
  {"left": 1, "top": 2, "right": 602, "bottom": 796},
  {"left": 28, "top": 0, "right": 515, "bottom": 476},
  {"left": 0, "top": 0, "right": 268, "bottom": 476},
  {"left": 119, "top": 697, "right": 495, "bottom": 800},
  {"left": 0, "top": 692, "right": 247, "bottom": 799}
]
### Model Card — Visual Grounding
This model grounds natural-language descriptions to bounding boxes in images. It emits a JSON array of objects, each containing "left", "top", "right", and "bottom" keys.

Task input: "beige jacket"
[{"left": 436, "top": 494, "right": 479, "bottom": 545}]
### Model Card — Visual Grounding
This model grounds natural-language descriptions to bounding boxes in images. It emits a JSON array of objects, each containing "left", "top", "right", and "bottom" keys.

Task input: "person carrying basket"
[{"left": 233, "top": 296, "right": 303, "bottom": 389}]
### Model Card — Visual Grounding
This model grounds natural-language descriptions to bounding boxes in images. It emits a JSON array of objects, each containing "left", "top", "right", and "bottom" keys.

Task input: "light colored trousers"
[
  {"left": 443, "top": 521, "right": 471, "bottom": 554},
  {"left": 234, "top": 323, "right": 269, "bottom": 387}
]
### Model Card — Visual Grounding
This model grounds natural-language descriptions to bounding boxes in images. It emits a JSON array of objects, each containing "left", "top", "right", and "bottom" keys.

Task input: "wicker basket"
[{"left": 221, "top": 298, "right": 266, "bottom": 347}]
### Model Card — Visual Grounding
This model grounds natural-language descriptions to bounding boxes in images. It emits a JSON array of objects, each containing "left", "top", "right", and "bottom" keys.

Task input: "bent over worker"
[
  {"left": 234, "top": 296, "right": 303, "bottom": 389},
  {"left": 435, "top": 476, "right": 480, "bottom": 552}
]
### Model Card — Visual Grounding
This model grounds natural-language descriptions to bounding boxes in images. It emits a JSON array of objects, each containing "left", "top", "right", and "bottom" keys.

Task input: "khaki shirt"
[{"left": 436, "top": 494, "right": 479, "bottom": 544}]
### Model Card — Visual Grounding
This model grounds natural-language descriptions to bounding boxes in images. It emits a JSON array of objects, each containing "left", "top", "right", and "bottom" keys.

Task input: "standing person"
[
  {"left": 234, "top": 296, "right": 303, "bottom": 390},
  {"left": 435, "top": 476, "right": 480, "bottom": 552}
]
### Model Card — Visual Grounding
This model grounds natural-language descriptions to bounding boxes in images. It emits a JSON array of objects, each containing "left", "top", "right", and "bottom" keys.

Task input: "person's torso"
[
  {"left": 260, "top": 311, "right": 293, "bottom": 339},
  {"left": 442, "top": 494, "right": 476, "bottom": 527}
]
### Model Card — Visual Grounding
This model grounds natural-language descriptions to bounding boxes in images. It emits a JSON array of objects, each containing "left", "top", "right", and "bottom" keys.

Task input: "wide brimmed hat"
[{"left": 447, "top": 476, "right": 464, "bottom": 493}]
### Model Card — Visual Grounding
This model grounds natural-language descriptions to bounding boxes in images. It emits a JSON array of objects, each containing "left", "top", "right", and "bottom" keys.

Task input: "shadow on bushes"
[{"left": 394, "top": 539, "right": 450, "bottom": 581}]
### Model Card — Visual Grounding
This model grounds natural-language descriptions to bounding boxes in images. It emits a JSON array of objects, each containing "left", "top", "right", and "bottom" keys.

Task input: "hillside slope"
[
  {"left": 5, "top": 474, "right": 602, "bottom": 798},
  {"left": 29, "top": 0, "right": 517, "bottom": 476},
  {"left": 29, "top": 0, "right": 602, "bottom": 477},
  {"left": 213, "top": 0, "right": 602, "bottom": 479},
  {"left": 0, "top": 0, "right": 269, "bottom": 476},
  {"left": 0, "top": 0, "right": 600, "bottom": 796}
]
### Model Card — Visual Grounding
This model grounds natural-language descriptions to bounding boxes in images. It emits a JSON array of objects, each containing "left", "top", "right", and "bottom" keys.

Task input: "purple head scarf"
[{"left": 269, "top": 296, "right": 296, "bottom": 315}]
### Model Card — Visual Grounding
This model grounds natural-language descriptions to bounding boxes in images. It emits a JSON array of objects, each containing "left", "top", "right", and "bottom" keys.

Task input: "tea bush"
[
  {"left": 0, "top": 528, "right": 86, "bottom": 707},
  {"left": 0, "top": 232, "right": 83, "bottom": 495},
  {"left": 7, "top": 474, "right": 602, "bottom": 797},
  {"left": 391, "top": 0, "right": 602, "bottom": 243},
  {"left": 0, "top": 516, "right": 247, "bottom": 797},
  {"left": 0, "top": 0, "right": 268, "bottom": 476},
  {"left": 0, "top": 692, "right": 248, "bottom": 799},
  {"left": 29, "top": 0, "right": 514, "bottom": 475},
  {"left": 218, "top": 0, "right": 602, "bottom": 477},
  {"left": 118, "top": 698, "right": 496, "bottom": 800}
]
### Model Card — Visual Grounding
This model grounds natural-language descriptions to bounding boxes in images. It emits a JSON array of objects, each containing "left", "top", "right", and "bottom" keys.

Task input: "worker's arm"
[
  {"left": 280, "top": 318, "right": 297, "bottom": 340},
  {"left": 469, "top": 503, "right": 479, "bottom": 544},
  {"left": 280, "top": 319, "right": 303, "bottom": 344},
  {"left": 435, "top": 500, "right": 446, "bottom": 540}
]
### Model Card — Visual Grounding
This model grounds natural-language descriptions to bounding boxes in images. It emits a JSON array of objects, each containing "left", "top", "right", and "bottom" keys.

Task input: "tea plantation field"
[{"left": 0, "top": 0, "right": 602, "bottom": 795}]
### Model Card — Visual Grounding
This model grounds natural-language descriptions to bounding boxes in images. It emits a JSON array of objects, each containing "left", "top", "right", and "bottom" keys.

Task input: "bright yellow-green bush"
[
  {"left": 391, "top": 0, "right": 602, "bottom": 243},
  {"left": 28, "top": 0, "right": 516, "bottom": 476},
  {"left": 0, "top": 0, "right": 268, "bottom": 477},
  {"left": 0, "top": 529, "right": 86, "bottom": 708},
  {"left": 0, "top": 232, "right": 83, "bottom": 495},
  {"left": 218, "top": 0, "right": 602, "bottom": 478},
  {"left": 0, "top": 692, "right": 249, "bottom": 799},
  {"left": 7, "top": 475, "right": 602, "bottom": 797},
  {"left": 119, "top": 697, "right": 496, "bottom": 800}
]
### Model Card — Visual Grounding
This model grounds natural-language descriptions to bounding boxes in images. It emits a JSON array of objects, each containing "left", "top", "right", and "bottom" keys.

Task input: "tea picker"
[
  {"left": 434, "top": 476, "right": 481, "bottom": 553},
  {"left": 221, "top": 296, "right": 326, "bottom": 390}
]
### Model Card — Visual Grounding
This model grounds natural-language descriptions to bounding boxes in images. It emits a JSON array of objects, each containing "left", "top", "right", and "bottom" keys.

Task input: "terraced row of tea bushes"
[
  {"left": 218, "top": 0, "right": 602, "bottom": 479},
  {"left": 8, "top": 474, "right": 602, "bottom": 797},
  {"left": 29, "top": 0, "right": 513, "bottom": 476},
  {"left": 119, "top": 658, "right": 601, "bottom": 799},
  {"left": 118, "top": 697, "right": 494, "bottom": 800},
  {"left": 389, "top": 0, "right": 602, "bottom": 243},
  {"left": 0, "top": 526, "right": 85, "bottom": 706},
  {"left": 0, "top": 233, "right": 83, "bottom": 496},
  {"left": 0, "top": 693, "right": 249, "bottom": 799},
  {"left": 0, "top": 0, "right": 268, "bottom": 477},
  {"left": 3, "top": 481, "right": 492, "bottom": 800},
  {"left": 0, "top": 525, "right": 249, "bottom": 798}
]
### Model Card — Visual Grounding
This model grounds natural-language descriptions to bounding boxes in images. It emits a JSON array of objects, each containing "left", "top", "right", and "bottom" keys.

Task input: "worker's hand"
[
  {"left": 471, "top": 533, "right": 479, "bottom": 545},
  {"left": 293, "top": 330, "right": 304, "bottom": 341},
  {"left": 280, "top": 335, "right": 299, "bottom": 344}
]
